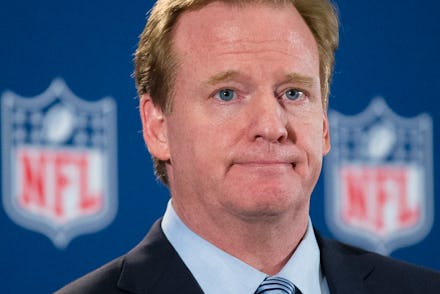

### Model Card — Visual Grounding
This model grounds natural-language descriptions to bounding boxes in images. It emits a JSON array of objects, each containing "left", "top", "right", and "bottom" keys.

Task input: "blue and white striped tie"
[{"left": 254, "top": 276, "right": 300, "bottom": 294}]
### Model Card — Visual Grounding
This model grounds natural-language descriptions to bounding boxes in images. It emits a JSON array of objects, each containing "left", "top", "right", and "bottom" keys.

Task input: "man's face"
[{"left": 143, "top": 2, "right": 330, "bottom": 222}]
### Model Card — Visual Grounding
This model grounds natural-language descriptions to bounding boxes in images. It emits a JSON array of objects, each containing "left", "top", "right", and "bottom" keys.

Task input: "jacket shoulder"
[
  {"left": 318, "top": 235, "right": 440, "bottom": 293},
  {"left": 363, "top": 247, "right": 440, "bottom": 290},
  {"left": 55, "top": 219, "right": 203, "bottom": 294},
  {"left": 55, "top": 257, "right": 126, "bottom": 294}
]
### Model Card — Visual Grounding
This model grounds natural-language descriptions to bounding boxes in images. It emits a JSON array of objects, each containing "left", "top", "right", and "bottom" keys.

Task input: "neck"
[{"left": 172, "top": 199, "right": 309, "bottom": 275}]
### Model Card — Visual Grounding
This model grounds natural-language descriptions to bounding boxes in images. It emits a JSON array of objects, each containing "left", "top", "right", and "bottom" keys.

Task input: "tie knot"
[{"left": 254, "top": 276, "right": 300, "bottom": 294}]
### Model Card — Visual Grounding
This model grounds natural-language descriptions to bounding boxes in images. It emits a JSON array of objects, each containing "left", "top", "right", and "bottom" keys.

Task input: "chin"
[{"left": 225, "top": 189, "right": 302, "bottom": 220}]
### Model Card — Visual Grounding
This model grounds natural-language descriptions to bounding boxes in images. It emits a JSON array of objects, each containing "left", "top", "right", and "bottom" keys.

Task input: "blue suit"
[{"left": 56, "top": 219, "right": 440, "bottom": 293}]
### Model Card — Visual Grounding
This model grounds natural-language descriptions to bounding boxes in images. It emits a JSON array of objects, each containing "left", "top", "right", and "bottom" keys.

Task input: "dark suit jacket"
[{"left": 56, "top": 219, "right": 440, "bottom": 293}]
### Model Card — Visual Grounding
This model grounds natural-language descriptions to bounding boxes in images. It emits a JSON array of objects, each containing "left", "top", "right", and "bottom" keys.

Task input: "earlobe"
[
  {"left": 322, "top": 112, "right": 331, "bottom": 155},
  {"left": 139, "top": 94, "right": 170, "bottom": 161}
]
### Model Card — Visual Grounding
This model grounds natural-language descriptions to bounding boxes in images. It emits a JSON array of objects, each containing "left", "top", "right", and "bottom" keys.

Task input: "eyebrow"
[
  {"left": 203, "top": 70, "right": 317, "bottom": 88},
  {"left": 282, "top": 73, "right": 316, "bottom": 88},
  {"left": 204, "top": 70, "right": 242, "bottom": 85}
]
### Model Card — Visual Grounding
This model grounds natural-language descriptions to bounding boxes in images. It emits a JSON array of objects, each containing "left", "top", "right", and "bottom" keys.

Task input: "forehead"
[{"left": 171, "top": 1, "right": 318, "bottom": 60}]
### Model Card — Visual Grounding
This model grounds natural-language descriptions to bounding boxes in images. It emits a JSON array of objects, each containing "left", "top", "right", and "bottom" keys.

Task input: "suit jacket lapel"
[
  {"left": 316, "top": 231, "right": 374, "bottom": 294},
  {"left": 117, "top": 219, "right": 204, "bottom": 294}
]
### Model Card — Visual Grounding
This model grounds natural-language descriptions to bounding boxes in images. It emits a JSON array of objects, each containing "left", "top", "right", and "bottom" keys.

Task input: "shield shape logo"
[
  {"left": 1, "top": 79, "right": 117, "bottom": 249},
  {"left": 325, "top": 98, "right": 434, "bottom": 255}
]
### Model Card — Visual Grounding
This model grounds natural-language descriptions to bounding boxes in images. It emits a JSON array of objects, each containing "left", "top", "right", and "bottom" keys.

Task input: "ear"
[
  {"left": 139, "top": 94, "right": 170, "bottom": 161},
  {"left": 322, "top": 112, "right": 331, "bottom": 156}
]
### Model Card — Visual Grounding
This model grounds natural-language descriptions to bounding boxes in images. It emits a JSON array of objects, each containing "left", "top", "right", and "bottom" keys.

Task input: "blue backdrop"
[{"left": 1, "top": 1, "right": 439, "bottom": 293}]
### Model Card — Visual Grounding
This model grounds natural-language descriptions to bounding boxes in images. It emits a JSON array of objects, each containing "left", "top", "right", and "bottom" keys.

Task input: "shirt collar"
[
  {"left": 162, "top": 200, "right": 326, "bottom": 294},
  {"left": 277, "top": 213, "right": 324, "bottom": 294}
]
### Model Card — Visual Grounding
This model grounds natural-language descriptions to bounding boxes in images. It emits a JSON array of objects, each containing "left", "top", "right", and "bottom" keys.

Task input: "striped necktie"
[{"left": 254, "top": 276, "right": 300, "bottom": 294}]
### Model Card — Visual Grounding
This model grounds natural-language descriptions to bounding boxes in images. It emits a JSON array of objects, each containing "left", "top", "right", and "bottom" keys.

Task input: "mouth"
[
  {"left": 231, "top": 161, "right": 297, "bottom": 173},
  {"left": 229, "top": 149, "right": 301, "bottom": 174}
]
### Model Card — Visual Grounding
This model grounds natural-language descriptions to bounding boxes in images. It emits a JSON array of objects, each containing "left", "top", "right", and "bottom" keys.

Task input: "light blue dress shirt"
[{"left": 162, "top": 200, "right": 330, "bottom": 294}]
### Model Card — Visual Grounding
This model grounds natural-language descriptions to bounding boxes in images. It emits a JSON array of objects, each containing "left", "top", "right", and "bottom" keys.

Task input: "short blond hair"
[{"left": 134, "top": 0, "right": 339, "bottom": 185}]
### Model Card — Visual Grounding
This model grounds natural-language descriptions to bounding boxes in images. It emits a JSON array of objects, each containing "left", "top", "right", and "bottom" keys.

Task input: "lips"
[
  {"left": 230, "top": 161, "right": 297, "bottom": 176},
  {"left": 235, "top": 161, "right": 294, "bottom": 167},
  {"left": 229, "top": 147, "right": 301, "bottom": 173},
  {"left": 231, "top": 154, "right": 299, "bottom": 168}
]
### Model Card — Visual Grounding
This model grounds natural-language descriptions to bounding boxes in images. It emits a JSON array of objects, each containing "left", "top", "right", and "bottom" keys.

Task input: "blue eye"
[
  {"left": 215, "top": 89, "right": 236, "bottom": 101},
  {"left": 284, "top": 89, "right": 304, "bottom": 101}
]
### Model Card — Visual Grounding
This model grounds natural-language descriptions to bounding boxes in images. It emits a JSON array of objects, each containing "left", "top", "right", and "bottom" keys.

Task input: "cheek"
[
  {"left": 295, "top": 110, "right": 323, "bottom": 139},
  {"left": 297, "top": 117, "right": 326, "bottom": 164},
  {"left": 167, "top": 113, "right": 227, "bottom": 172}
]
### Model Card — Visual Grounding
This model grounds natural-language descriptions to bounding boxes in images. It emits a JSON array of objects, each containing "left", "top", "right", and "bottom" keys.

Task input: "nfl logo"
[
  {"left": 325, "top": 98, "right": 434, "bottom": 255},
  {"left": 1, "top": 79, "right": 117, "bottom": 249}
]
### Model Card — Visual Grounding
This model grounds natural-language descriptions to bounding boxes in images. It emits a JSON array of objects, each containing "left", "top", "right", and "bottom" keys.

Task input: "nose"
[{"left": 248, "top": 92, "right": 288, "bottom": 143}]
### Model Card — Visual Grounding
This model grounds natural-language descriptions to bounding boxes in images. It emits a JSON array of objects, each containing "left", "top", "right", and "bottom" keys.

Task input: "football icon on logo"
[{"left": 42, "top": 104, "right": 76, "bottom": 144}]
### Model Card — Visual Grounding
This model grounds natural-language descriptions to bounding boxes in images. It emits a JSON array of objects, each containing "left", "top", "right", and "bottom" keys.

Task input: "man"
[{"left": 57, "top": 0, "right": 440, "bottom": 293}]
